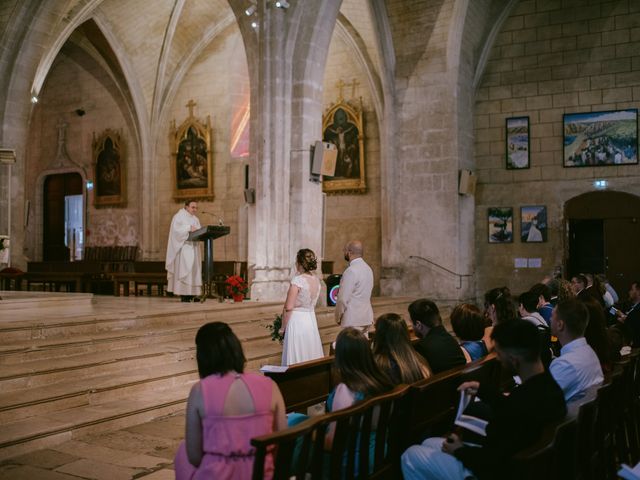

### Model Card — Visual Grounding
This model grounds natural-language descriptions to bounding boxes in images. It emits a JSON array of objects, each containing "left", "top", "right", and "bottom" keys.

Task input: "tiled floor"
[{"left": 0, "top": 413, "right": 185, "bottom": 479}]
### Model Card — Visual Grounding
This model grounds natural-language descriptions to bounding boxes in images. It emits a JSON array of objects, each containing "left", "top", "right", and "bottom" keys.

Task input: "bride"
[{"left": 280, "top": 249, "right": 325, "bottom": 366}]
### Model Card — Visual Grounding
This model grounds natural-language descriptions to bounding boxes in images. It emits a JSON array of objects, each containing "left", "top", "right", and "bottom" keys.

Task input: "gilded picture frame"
[
  {"left": 322, "top": 100, "right": 366, "bottom": 194},
  {"left": 170, "top": 100, "right": 214, "bottom": 201},
  {"left": 92, "top": 129, "right": 126, "bottom": 207}
]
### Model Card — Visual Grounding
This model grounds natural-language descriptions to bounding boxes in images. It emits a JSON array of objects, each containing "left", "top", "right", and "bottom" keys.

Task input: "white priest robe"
[{"left": 165, "top": 208, "right": 202, "bottom": 296}]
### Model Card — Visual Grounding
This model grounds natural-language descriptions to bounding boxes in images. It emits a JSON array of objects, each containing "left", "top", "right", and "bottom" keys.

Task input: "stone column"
[{"left": 245, "top": 0, "right": 341, "bottom": 301}]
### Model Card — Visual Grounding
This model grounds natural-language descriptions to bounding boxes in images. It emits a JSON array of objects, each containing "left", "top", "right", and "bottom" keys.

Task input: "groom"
[{"left": 335, "top": 240, "right": 374, "bottom": 335}]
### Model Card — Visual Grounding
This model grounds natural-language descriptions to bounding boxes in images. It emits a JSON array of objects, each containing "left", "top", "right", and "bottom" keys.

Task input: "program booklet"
[{"left": 454, "top": 390, "right": 488, "bottom": 436}]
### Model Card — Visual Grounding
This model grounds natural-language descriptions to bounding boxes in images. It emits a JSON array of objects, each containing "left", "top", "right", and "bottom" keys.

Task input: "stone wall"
[
  {"left": 23, "top": 52, "right": 139, "bottom": 259},
  {"left": 323, "top": 31, "right": 381, "bottom": 292},
  {"left": 157, "top": 25, "right": 248, "bottom": 262},
  {"left": 474, "top": 0, "right": 640, "bottom": 297}
]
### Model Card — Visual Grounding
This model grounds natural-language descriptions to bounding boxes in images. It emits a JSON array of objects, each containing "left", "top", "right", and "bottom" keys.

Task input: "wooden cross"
[{"left": 186, "top": 99, "right": 197, "bottom": 117}]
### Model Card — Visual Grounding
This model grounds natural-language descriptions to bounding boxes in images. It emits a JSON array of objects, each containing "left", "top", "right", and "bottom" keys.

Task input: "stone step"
[{"left": 0, "top": 296, "right": 413, "bottom": 461}]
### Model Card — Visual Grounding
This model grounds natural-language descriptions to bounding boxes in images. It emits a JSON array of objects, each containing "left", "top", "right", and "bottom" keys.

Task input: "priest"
[{"left": 166, "top": 200, "right": 202, "bottom": 302}]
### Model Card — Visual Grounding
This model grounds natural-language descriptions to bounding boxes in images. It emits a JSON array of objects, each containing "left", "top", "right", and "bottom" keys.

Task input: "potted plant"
[{"left": 225, "top": 275, "right": 248, "bottom": 302}]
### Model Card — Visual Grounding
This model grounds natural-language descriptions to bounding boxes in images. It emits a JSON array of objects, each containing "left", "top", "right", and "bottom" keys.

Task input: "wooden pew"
[
  {"left": 251, "top": 385, "right": 410, "bottom": 480},
  {"left": 262, "top": 356, "right": 336, "bottom": 413},
  {"left": 403, "top": 353, "right": 501, "bottom": 447}
]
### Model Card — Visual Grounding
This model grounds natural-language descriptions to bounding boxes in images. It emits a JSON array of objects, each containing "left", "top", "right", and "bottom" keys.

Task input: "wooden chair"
[{"left": 251, "top": 385, "right": 410, "bottom": 480}]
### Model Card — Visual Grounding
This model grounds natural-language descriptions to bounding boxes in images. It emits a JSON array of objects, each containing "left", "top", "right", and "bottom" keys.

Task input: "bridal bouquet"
[{"left": 265, "top": 314, "right": 285, "bottom": 344}]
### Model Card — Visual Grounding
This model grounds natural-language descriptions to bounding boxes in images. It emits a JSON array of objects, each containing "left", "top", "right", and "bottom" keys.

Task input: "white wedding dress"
[{"left": 281, "top": 274, "right": 325, "bottom": 366}]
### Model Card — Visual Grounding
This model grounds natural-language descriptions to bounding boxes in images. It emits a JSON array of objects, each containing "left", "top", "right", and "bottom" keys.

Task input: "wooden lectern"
[{"left": 187, "top": 225, "right": 230, "bottom": 301}]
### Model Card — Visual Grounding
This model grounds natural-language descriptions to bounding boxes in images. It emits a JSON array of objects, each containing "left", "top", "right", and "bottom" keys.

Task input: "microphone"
[{"left": 199, "top": 210, "right": 224, "bottom": 226}]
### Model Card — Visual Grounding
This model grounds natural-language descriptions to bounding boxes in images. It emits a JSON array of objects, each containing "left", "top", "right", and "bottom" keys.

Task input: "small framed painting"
[
  {"left": 520, "top": 205, "right": 547, "bottom": 243},
  {"left": 488, "top": 207, "right": 513, "bottom": 244},
  {"left": 506, "top": 116, "right": 530, "bottom": 169},
  {"left": 563, "top": 109, "right": 638, "bottom": 167}
]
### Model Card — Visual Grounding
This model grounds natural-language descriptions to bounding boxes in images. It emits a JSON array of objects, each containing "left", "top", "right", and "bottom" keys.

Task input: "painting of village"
[{"left": 563, "top": 109, "right": 638, "bottom": 167}]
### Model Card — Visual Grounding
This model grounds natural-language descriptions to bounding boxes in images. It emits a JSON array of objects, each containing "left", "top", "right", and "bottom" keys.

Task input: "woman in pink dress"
[{"left": 174, "top": 322, "right": 287, "bottom": 480}]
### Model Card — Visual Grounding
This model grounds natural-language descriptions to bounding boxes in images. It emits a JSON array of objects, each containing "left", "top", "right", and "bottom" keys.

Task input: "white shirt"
[{"left": 549, "top": 337, "right": 603, "bottom": 403}]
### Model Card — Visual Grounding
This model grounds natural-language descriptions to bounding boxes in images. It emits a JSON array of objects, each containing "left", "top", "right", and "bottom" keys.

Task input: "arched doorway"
[
  {"left": 43, "top": 173, "right": 84, "bottom": 261},
  {"left": 565, "top": 190, "right": 640, "bottom": 296}
]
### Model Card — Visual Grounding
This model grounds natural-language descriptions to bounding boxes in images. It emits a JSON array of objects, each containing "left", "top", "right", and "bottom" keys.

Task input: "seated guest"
[
  {"left": 585, "top": 273, "right": 606, "bottom": 308},
  {"left": 580, "top": 297, "right": 613, "bottom": 373},
  {"left": 450, "top": 303, "right": 488, "bottom": 362},
  {"left": 615, "top": 280, "right": 640, "bottom": 346},
  {"left": 408, "top": 299, "right": 466, "bottom": 374},
  {"left": 529, "top": 283, "right": 553, "bottom": 325},
  {"left": 483, "top": 287, "right": 517, "bottom": 352},
  {"left": 518, "top": 291, "right": 552, "bottom": 367},
  {"left": 550, "top": 299, "right": 604, "bottom": 402},
  {"left": 325, "top": 328, "right": 393, "bottom": 474},
  {"left": 372, "top": 313, "right": 431, "bottom": 384},
  {"left": 401, "top": 320, "right": 566, "bottom": 480},
  {"left": 597, "top": 273, "right": 618, "bottom": 305},
  {"left": 546, "top": 277, "right": 574, "bottom": 306},
  {"left": 174, "top": 322, "right": 287, "bottom": 480}
]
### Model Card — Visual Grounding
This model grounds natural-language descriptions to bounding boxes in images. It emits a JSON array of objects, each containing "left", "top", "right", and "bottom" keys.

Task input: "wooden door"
[
  {"left": 604, "top": 218, "right": 640, "bottom": 297},
  {"left": 568, "top": 219, "right": 604, "bottom": 277},
  {"left": 43, "top": 173, "right": 82, "bottom": 261}
]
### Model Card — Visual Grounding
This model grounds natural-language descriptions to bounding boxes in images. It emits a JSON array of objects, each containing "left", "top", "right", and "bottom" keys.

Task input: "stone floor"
[{"left": 0, "top": 412, "right": 184, "bottom": 480}]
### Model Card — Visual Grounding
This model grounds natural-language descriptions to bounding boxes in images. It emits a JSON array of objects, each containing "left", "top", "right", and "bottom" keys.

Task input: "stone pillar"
[{"left": 246, "top": 1, "right": 341, "bottom": 301}]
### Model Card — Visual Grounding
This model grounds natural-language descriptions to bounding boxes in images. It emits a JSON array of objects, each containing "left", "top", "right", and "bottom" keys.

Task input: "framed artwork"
[
  {"left": 322, "top": 95, "right": 366, "bottom": 195},
  {"left": 92, "top": 129, "right": 126, "bottom": 207},
  {"left": 170, "top": 99, "right": 214, "bottom": 201},
  {"left": 520, "top": 205, "right": 547, "bottom": 243},
  {"left": 506, "top": 116, "right": 530, "bottom": 169},
  {"left": 488, "top": 207, "right": 513, "bottom": 244},
  {"left": 563, "top": 109, "right": 638, "bottom": 167}
]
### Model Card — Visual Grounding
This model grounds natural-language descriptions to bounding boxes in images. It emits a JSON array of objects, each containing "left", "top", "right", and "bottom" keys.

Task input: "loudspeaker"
[
  {"left": 244, "top": 188, "right": 255, "bottom": 204},
  {"left": 326, "top": 274, "right": 342, "bottom": 306},
  {"left": 458, "top": 169, "right": 477, "bottom": 196},
  {"left": 311, "top": 141, "right": 338, "bottom": 177}
]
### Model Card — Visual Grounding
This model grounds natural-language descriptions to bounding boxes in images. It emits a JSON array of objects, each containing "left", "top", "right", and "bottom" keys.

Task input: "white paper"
[
  {"left": 454, "top": 390, "right": 488, "bottom": 436},
  {"left": 259, "top": 365, "right": 288, "bottom": 373},
  {"left": 528, "top": 258, "right": 542, "bottom": 268},
  {"left": 514, "top": 258, "right": 528, "bottom": 268}
]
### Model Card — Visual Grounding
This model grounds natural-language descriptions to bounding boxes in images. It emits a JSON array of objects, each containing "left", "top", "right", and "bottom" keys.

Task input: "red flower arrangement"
[{"left": 225, "top": 275, "right": 248, "bottom": 296}]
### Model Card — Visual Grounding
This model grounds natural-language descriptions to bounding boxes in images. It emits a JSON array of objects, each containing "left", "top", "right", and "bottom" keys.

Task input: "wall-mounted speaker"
[
  {"left": 311, "top": 141, "right": 338, "bottom": 178},
  {"left": 458, "top": 169, "right": 477, "bottom": 196}
]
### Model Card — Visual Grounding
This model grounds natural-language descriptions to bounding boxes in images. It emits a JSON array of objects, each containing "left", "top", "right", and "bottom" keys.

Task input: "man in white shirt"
[
  {"left": 550, "top": 299, "right": 603, "bottom": 403},
  {"left": 334, "top": 240, "right": 374, "bottom": 334},
  {"left": 165, "top": 200, "right": 202, "bottom": 302}
]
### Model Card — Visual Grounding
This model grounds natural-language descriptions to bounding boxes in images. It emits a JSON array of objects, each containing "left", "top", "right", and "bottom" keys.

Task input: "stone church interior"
[{"left": 0, "top": 0, "right": 639, "bottom": 478}]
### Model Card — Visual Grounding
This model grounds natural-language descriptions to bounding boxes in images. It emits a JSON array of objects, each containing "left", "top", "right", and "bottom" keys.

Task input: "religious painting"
[
  {"left": 92, "top": 129, "right": 126, "bottom": 207},
  {"left": 488, "top": 207, "right": 513, "bottom": 244},
  {"left": 506, "top": 116, "right": 530, "bottom": 169},
  {"left": 322, "top": 85, "right": 366, "bottom": 194},
  {"left": 170, "top": 99, "right": 214, "bottom": 201},
  {"left": 563, "top": 109, "right": 638, "bottom": 167},
  {"left": 520, "top": 205, "right": 547, "bottom": 243}
]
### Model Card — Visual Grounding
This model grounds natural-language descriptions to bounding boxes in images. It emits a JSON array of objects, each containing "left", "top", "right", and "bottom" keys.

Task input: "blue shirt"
[{"left": 549, "top": 337, "right": 603, "bottom": 403}]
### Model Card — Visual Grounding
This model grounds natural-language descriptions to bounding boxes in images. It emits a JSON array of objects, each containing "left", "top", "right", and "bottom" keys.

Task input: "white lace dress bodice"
[{"left": 291, "top": 274, "right": 320, "bottom": 312}]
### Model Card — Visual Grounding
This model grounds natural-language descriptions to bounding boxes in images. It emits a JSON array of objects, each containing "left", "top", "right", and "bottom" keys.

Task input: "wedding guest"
[
  {"left": 450, "top": 304, "right": 488, "bottom": 362},
  {"left": 529, "top": 283, "right": 553, "bottom": 325},
  {"left": 408, "top": 299, "right": 466, "bottom": 374},
  {"left": 372, "top": 313, "right": 431, "bottom": 384},
  {"left": 579, "top": 296, "right": 613, "bottom": 373},
  {"left": 174, "top": 322, "right": 287, "bottom": 480},
  {"left": 483, "top": 287, "right": 517, "bottom": 351}
]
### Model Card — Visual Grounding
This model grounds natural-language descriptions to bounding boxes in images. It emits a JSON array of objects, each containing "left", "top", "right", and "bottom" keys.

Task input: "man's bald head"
[{"left": 344, "top": 240, "right": 363, "bottom": 261}]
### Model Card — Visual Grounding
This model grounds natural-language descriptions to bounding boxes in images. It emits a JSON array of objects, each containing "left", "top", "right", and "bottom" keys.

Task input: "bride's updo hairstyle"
[{"left": 296, "top": 248, "right": 317, "bottom": 273}]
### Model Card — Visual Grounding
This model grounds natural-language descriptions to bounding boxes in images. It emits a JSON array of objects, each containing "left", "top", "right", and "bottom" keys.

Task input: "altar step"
[{"left": 0, "top": 296, "right": 413, "bottom": 461}]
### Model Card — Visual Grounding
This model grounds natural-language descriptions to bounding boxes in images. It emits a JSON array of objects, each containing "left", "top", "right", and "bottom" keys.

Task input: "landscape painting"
[
  {"left": 488, "top": 207, "right": 513, "bottom": 244},
  {"left": 506, "top": 117, "right": 530, "bottom": 169},
  {"left": 563, "top": 109, "right": 638, "bottom": 167},
  {"left": 521, "top": 205, "right": 547, "bottom": 243}
]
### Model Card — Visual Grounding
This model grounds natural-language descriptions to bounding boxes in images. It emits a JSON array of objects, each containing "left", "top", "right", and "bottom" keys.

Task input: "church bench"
[
  {"left": 251, "top": 384, "right": 410, "bottom": 480},
  {"left": 262, "top": 356, "right": 336, "bottom": 413},
  {"left": 402, "top": 353, "right": 501, "bottom": 448}
]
